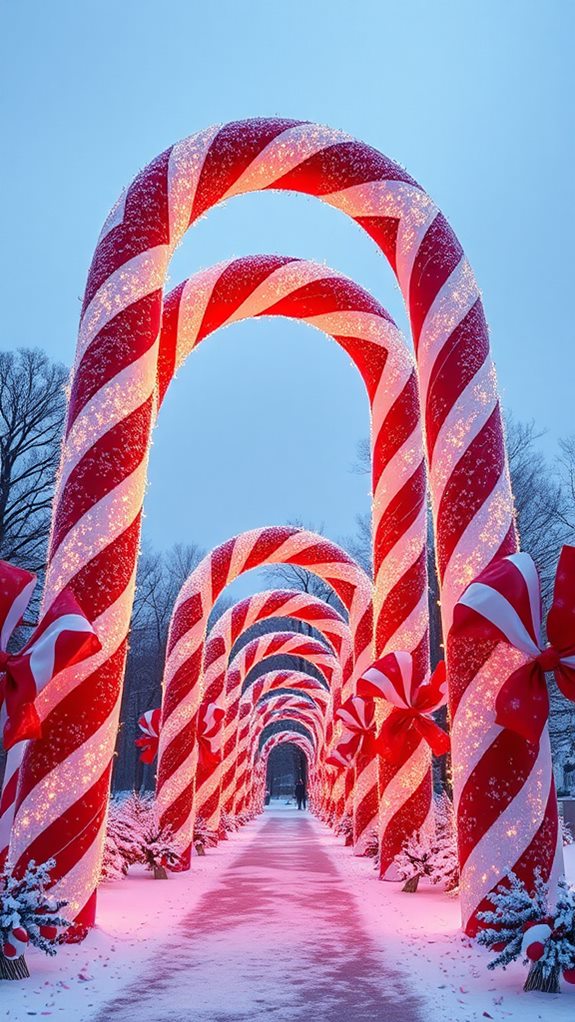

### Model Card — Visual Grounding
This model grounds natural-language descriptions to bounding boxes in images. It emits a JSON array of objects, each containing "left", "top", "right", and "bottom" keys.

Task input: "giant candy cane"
[
  {"left": 155, "top": 253, "right": 428, "bottom": 853},
  {"left": 12, "top": 119, "right": 531, "bottom": 933},
  {"left": 198, "top": 630, "right": 337, "bottom": 833},
  {"left": 197, "top": 588, "right": 353, "bottom": 834}
]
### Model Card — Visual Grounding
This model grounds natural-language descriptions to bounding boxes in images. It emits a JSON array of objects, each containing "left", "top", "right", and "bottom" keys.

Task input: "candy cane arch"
[
  {"left": 245, "top": 708, "right": 324, "bottom": 814},
  {"left": 157, "top": 252, "right": 429, "bottom": 854},
  {"left": 233, "top": 674, "right": 329, "bottom": 814},
  {"left": 215, "top": 670, "right": 329, "bottom": 819},
  {"left": 11, "top": 118, "right": 538, "bottom": 934},
  {"left": 201, "top": 588, "right": 353, "bottom": 834},
  {"left": 156, "top": 528, "right": 371, "bottom": 867},
  {"left": 256, "top": 731, "right": 317, "bottom": 812},
  {"left": 197, "top": 631, "right": 337, "bottom": 832}
]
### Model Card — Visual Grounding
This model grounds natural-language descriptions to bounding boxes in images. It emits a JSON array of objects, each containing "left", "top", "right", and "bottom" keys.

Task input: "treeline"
[{"left": 0, "top": 347, "right": 574, "bottom": 792}]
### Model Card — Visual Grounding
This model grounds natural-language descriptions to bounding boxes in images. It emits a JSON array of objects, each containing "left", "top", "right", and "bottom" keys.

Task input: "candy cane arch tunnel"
[
  {"left": 156, "top": 528, "right": 372, "bottom": 868},
  {"left": 205, "top": 634, "right": 336, "bottom": 828},
  {"left": 233, "top": 673, "right": 330, "bottom": 815},
  {"left": 228, "top": 670, "right": 331, "bottom": 815},
  {"left": 10, "top": 117, "right": 555, "bottom": 935},
  {"left": 157, "top": 253, "right": 429, "bottom": 861},
  {"left": 197, "top": 588, "right": 354, "bottom": 832}
]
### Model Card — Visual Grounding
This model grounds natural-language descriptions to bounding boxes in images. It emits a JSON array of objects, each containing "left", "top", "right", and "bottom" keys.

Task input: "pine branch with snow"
[
  {"left": 1, "top": 860, "right": 69, "bottom": 979},
  {"left": 477, "top": 869, "right": 549, "bottom": 970}
]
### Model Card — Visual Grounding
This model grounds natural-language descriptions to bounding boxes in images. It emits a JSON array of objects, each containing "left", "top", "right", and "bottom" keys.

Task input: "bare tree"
[{"left": 0, "top": 349, "right": 67, "bottom": 573}]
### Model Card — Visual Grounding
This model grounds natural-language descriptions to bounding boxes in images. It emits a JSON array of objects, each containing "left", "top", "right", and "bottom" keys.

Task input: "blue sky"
[{"left": 1, "top": 0, "right": 573, "bottom": 593}]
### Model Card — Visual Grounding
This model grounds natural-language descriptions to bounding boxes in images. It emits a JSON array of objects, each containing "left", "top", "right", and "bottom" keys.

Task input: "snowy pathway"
[{"left": 90, "top": 807, "right": 423, "bottom": 1022}]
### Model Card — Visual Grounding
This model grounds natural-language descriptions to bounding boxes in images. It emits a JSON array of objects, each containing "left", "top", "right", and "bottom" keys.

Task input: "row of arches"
[{"left": 3, "top": 118, "right": 558, "bottom": 939}]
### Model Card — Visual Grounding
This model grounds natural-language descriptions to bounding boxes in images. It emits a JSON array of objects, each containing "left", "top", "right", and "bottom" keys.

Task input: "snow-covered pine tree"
[
  {"left": 432, "top": 792, "right": 459, "bottom": 893},
  {"left": 394, "top": 793, "right": 459, "bottom": 893},
  {"left": 193, "top": 815, "right": 218, "bottom": 856},
  {"left": 1, "top": 860, "right": 68, "bottom": 981},
  {"left": 100, "top": 820, "right": 127, "bottom": 882},
  {"left": 394, "top": 829, "right": 437, "bottom": 892},
  {"left": 334, "top": 813, "right": 353, "bottom": 846},
  {"left": 140, "top": 823, "right": 183, "bottom": 879},
  {"left": 476, "top": 870, "right": 575, "bottom": 992}
]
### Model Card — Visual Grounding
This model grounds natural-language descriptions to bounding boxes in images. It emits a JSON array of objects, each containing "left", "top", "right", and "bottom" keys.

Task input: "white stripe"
[
  {"left": 174, "top": 261, "right": 231, "bottom": 369},
  {"left": 440, "top": 469, "right": 515, "bottom": 631},
  {"left": 29, "top": 614, "right": 95, "bottom": 691},
  {"left": 77, "top": 245, "right": 168, "bottom": 364},
  {"left": 429, "top": 357, "right": 498, "bottom": 504},
  {"left": 1, "top": 578, "right": 36, "bottom": 650},
  {"left": 459, "top": 736, "right": 561, "bottom": 932},
  {"left": 59, "top": 343, "right": 159, "bottom": 495},
  {"left": 321, "top": 180, "right": 438, "bottom": 297},
  {"left": 417, "top": 257, "right": 480, "bottom": 401},
  {"left": 458, "top": 583, "right": 541, "bottom": 657},
  {"left": 220, "top": 124, "right": 353, "bottom": 199},
  {"left": 167, "top": 125, "right": 222, "bottom": 243}
]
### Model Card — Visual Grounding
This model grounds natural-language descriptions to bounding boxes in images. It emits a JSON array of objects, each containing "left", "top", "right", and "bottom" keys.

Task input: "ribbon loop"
[
  {"left": 452, "top": 545, "right": 575, "bottom": 744},
  {"left": 0, "top": 562, "right": 101, "bottom": 750},
  {"left": 357, "top": 652, "right": 448, "bottom": 764}
]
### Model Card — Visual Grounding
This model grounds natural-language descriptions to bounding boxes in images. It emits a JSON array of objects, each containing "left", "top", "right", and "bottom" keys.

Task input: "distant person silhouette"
[{"left": 295, "top": 777, "right": 307, "bottom": 811}]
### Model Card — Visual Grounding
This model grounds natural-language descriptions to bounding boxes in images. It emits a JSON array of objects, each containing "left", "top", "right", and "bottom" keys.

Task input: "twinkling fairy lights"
[{"left": 11, "top": 118, "right": 541, "bottom": 935}]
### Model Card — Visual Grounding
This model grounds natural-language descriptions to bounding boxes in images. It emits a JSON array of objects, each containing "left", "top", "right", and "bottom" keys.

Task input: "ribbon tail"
[
  {"left": 414, "top": 716, "right": 450, "bottom": 757},
  {"left": 376, "top": 710, "right": 411, "bottom": 765},
  {"left": 495, "top": 663, "right": 549, "bottom": 744},
  {"left": 3, "top": 700, "right": 42, "bottom": 750}
]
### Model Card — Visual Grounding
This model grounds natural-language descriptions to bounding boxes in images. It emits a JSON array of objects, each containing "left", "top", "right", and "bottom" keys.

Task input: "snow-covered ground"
[{"left": 3, "top": 806, "right": 575, "bottom": 1021}]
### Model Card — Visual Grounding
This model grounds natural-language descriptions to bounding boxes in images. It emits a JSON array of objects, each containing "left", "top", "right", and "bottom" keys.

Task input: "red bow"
[
  {"left": 0, "top": 561, "right": 101, "bottom": 749},
  {"left": 357, "top": 652, "right": 449, "bottom": 765},
  {"left": 451, "top": 547, "right": 575, "bottom": 744},
  {"left": 332, "top": 696, "right": 377, "bottom": 766},
  {"left": 196, "top": 701, "right": 225, "bottom": 769},
  {"left": 135, "top": 707, "right": 161, "bottom": 764}
]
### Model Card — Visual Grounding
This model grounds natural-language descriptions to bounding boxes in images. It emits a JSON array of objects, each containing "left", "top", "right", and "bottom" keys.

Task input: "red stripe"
[
  {"left": 168, "top": 593, "right": 203, "bottom": 656},
  {"left": 263, "top": 276, "right": 390, "bottom": 322},
  {"left": 16, "top": 642, "right": 128, "bottom": 806},
  {"left": 191, "top": 119, "right": 303, "bottom": 222},
  {"left": 464, "top": 782, "right": 558, "bottom": 937},
  {"left": 457, "top": 730, "right": 537, "bottom": 868},
  {"left": 409, "top": 213, "right": 464, "bottom": 349},
  {"left": 162, "top": 646, "right": 203, "bottom": 721},
  {"left": 14, "top": 766, "right": 111, "bottom": 883},
  {"left": 373, "top": 463, "right": 426, "bottom": 568},
  {"left": 83, "top": 148, "right": 172, "bottom": 313},
  {"left": 156, "top": 716, "right": 196, "bottom": 795},
  {"left": 67, "top": 515, "right": 142, "bottom": 621},
  {"left": 242, "top": 527, "right": 297, "bottom": 571},
  {"left": 436, "top": 408, "right": 506, "bottom": 580},
  {"left": 271, "top": 141, "right": 419, "bottom": 196},
  {"left": 425, "top": 299, "right": 488, "bottom": 459},
  {"left": 68, "top": 291, "right": 163, "bottom": 431},
  {"left": 379, "top": 769, "right": 431, "bottom": 877},
  {"left": 157, "top": 284, "right": 184, "bottom": 407},
  {"left": 197, "top": 256, "right": 295, "bottom": 340},
  {"left": 51, "top": 397, "right": 153, "bottom": 556},
  {"left": 372, "top": 373, "right": 420, "bottom": 481},
  {"left": 210, "top": 538, "right": 237, "bottom": 601},
  {"left": 375, "top": 551, "right": 427, "bottom": 654},
  {"left": 333, "top": 335, "right": 388, "bottom": 402},
  {"left": 356, "top": 216, "right": 400, "bottom": 273}
]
